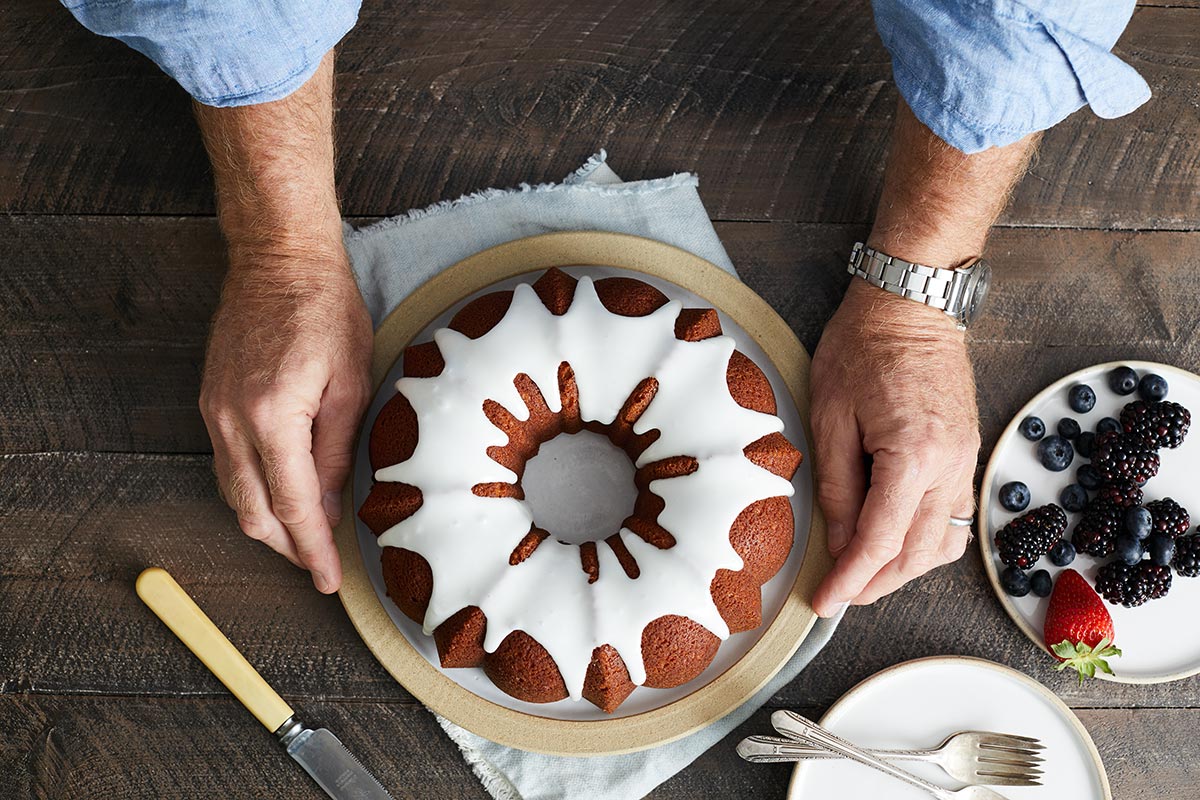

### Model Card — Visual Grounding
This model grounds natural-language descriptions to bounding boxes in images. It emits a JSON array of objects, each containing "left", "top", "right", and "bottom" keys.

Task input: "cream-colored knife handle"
[{"left": 136, "top": 567, "right": 294, "bottom": 732}]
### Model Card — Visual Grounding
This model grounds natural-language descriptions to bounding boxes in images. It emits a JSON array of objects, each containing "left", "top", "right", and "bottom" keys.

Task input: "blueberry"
[
  {"left": 1019, "top": 415, "right": 1046, "bottom": 441},
  {"left": 1068, "top": 384, "right": 1096, "bottom": 414},
  {"left": 1049, "top": 539, "right": 1076, "bottom": 567},
  {"left": 1108, "top": 366, "right": 1139, "bottom": 396},
  {"left": 1077, "top": 464, "right": 1102, "bottom": 490},
  {"left": 1076, "top": 431, "right": 1097, "bottom": 459},
  {"left": 1096, "top": 417, "right": 1122, "bottom": 436},
  {"left": 1123, "top": 506, "right": 1153, "bottom": 540},
  {"left": 1037, "top": 435, "right": 1074, "bottom": 472},
  {"left": 1139, "top": 373, "right": 1169, "bottom": 401},
  {"left": 1030, "top": 569, "right": 1053, "bottom": 598},
  {"left": 1057, "top": 418, "right": 1081, "bottom": 439},
  {"left": 1116, "top": 534, "right": 1145, "bottom": 566},
  {"left": 1148, "top": 532, "right": 1176, "bottom": 566},
  {"left": 1060, "top": 484, "right": 1089, "bottom": 512},
  {"left": 999, "top": 481, "right": 1031, "bottom": 512},
  {"left": 1000, "top": 565, "right": 1032, "bottom": 597}
]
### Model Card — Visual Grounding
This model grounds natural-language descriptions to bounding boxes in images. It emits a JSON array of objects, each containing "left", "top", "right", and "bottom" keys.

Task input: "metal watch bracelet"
[{"left": 846, "top": 242, "right": 965, "bottom": 312}]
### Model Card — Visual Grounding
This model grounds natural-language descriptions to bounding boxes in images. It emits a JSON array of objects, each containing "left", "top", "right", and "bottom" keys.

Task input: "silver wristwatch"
[{"left": 846, "top": 242, "right": 992, "bottom": 330}]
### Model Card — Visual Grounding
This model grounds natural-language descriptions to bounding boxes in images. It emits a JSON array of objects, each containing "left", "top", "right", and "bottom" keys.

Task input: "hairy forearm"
[
  {"left": 869, "top": 99, "right": 1040, "bottom": 270},
  {"left": 194, "top": 51, "right": 343, "bottom": 267}
]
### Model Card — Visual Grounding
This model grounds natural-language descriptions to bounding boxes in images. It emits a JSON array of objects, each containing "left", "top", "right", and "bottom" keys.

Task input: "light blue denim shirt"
[
  {"left": 63, "top": 0, "right": 1150, "bottom": 153},
  {"left": 873, "top": 0, "right": 1150, "bottom": 152},
  {"left": 62, "top": 0, "right": 362, "bottom": 107}
]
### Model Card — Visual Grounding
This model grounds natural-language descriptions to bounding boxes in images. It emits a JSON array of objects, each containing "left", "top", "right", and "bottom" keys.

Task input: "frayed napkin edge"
[
  {"left": 344, "top": 150, "right": 699, "bottom": 241},
  {"left": 434, "top": 713, "right": 524, "bottom": 800}
]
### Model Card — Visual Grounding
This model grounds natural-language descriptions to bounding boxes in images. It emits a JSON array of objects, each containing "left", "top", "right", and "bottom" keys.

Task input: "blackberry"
[
  {"left": 1000, "top": 565, "right": 1031, "bottom": 597},
  {"left": 1139, "top": 373, "right": 1169, "bottom": 402},
  {"left": 1049, "top": 539, "right": 1077, "bottom": 567},
  {"left": 999, "top": 481, "right": 1031, "bottom": 512},
  {"left": 1139, "top": 562, "right": 1172, "bottom": 600},
  {"left": 1108, "top": 366, "right": 1139, "bottom": 396},
  {"left": 1094, "top": 481, "right": 1143, "bottom": 509},
  {"left": 1077, "top": 464, "right": 1103, "bottom": 491},
  {"left": 1071, "top": 503, "right": 1123, "bottom": 558},
  {"left": 1121, "top": 400, "right": 1191, "bottom": 450},
  {"left": 1146, "top": 497, "right": 1190, "bottom": 538},
  {"left": 1096, "top": 417, "right": 1122, "bottom": 436},
  {"left": 1075, "top": 431, "right": 1097, "bottom": 459},
  {"left": 1037, "top": 435, "right": 1074, "bottom": 471},
  {"left": 1019, "top": 415, "right": 1046, "bottom": 441},
  {"left": 996, "top": 504, "right": 1068, "bottom": 569},
  {"left": 1057, "top": 418, "right": 1081, "bottom": 440},
  {"left": 1092, "top": 432, "right": 1160, "bottom": 485},
  {"left": 1096, "top": 561, "right": 1150, "bottom": 608},
  {"left": 1059, "top": 484, "right": 1089, "bottom": 513},
  {"left": 1069, "top": 384, "right": 1097, "bottom": 413},
  {"left": 1171, "top": 534, "right": 1200, "bottom": 578},
  {"left": 1147, "top": 532, "right": 1175, "bottom": 567}
]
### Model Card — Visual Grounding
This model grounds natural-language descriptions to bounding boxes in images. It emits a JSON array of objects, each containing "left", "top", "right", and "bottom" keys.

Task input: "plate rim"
[
  {"left": 979, "top": 359, "right": 1200, "bottom": 684},
  {"left": 332, "top": 230, "right": 833, "bottom": 755},
  {"left": 787, "top": 655, "right": 1112, "bottom": 799}
]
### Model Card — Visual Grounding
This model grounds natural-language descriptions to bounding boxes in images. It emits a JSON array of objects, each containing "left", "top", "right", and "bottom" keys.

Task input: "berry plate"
[
  {"left": 787, "top": 657, "right": 1110, "bottom": 799},
  {"left": 981, "top": 360, "right": 1200, "bottom": 683}
]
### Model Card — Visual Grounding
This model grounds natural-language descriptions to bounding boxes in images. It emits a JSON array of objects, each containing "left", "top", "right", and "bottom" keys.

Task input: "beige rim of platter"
[
  {"left": 333, "top": 231, "right": 831, "bottom": 756},
  {"left": 786, "top": 656, "right": 1112, "bottom": 799},
  {"left": 978, "top": 360, "right": 1200, "bottom": 684}
]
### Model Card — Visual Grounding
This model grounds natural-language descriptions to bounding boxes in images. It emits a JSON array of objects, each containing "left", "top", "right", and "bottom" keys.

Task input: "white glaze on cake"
[{"left": 374, "top": 276, "right": 795, "bottom": 699}]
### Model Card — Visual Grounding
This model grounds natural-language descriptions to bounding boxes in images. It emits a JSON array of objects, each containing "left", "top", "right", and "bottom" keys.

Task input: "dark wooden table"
[{"left": 3, "top": 1, "right": 1198, "bottom": 797}]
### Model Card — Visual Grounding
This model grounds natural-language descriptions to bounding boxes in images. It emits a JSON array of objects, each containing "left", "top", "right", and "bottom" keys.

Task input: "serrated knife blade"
[{"left": 278, "top": 718, "right": 395, "bottom": 800}]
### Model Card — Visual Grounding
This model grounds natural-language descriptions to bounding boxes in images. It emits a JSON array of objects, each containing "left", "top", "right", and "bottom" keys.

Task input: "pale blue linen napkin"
[{"left": 344, "top": 152, "right": 840, "bottom": 800}]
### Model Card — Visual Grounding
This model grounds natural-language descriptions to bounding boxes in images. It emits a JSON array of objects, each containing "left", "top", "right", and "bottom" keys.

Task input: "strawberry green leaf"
[{"left": 1049, "top": 638, "right": 1122, "bottom": 685}]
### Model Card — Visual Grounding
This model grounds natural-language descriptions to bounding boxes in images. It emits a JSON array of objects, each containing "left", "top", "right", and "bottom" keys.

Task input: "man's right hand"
[
  {"left": 200, "top": 248, "right": 371, "bottom": 594},
  {"left": 194, "top": 51, "right": 370, "bottom": 593}
]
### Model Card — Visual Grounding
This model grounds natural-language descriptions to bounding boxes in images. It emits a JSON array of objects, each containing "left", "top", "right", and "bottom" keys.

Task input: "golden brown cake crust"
[{"left": 364, "top": 267, "right": 801, "bottom": 712}]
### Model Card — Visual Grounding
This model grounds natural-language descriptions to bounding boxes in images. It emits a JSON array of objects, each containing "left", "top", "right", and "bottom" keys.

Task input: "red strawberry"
[{"left": 1043, "top": 568, "right": 1122, "bottom": 684}]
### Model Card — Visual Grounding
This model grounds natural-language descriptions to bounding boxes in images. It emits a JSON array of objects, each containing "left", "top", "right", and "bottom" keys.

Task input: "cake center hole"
[{"left": 522, "top": 429, "right": 637, "bottom": 546}]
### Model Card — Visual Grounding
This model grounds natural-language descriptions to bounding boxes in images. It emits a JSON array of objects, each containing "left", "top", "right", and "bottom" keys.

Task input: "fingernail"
[
  {"left": 313, "top": 571, "right": 331, "bottom": 593},
  {"left": 322, "top": 491, "right": 342, "bottom": 522},
  {"left": 816, "top": 600, "right": 849, "bottom": 619},
  {"left": 827, "top": 522, "right": 849, "bottom": 556}
]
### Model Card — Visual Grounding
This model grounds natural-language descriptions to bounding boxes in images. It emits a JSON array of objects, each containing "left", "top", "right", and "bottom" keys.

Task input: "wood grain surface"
[
  {"left": 3, "top": 0, "right": 1200, "bottom": 796},
  {"left": 3, "top": 1, "right": 1198, "bottom": 228},
  {"left": 3, "top": 693, "right": 1199, "bottom": 799}
]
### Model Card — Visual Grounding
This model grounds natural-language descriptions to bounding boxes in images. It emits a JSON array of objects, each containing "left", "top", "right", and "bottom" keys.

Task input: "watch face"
[{"left": 962, "top": 260, "right": 991, "bottom": 326}]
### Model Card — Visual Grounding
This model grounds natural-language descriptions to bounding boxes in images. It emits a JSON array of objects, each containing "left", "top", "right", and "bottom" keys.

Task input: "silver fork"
[
  {"left": 763, "top": 710, "right": 1040, "bottom": 800},
  {"left": 739, "top": 728, "right": 1043, "bottom": 787}
]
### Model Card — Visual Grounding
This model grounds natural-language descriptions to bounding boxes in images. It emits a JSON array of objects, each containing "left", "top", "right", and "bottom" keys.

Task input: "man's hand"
[
  {"left": 195, "top": 52, "right": 371, "bottom": 593},
  {"left": 809, "top": 100, "right": 1040, "bottom": 617},
  {"left": 201, "top": 251, "right": 371, "bottom": 593},
  {"left": 810, "top": 280, "right": 979, "bottom": 614}
]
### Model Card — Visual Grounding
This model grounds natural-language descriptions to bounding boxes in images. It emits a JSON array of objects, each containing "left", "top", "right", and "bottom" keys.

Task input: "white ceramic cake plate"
[
  {"left": 333, "top": 231, "right": 832, "bottom": 755},
  {"left": 787, "top": 657, "right": 1111, "bottom": 799},
  {"left": 980, "top": 360, "right": 1200, "bottom": 683}
]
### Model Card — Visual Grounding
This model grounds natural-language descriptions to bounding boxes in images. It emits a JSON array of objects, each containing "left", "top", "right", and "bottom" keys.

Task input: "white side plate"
[
  {"left": 980, "top": 360, "right": 1200, "bottom": 683},
  {"left": 787, "top": 657, "right": 1110, "bottom": 799}
]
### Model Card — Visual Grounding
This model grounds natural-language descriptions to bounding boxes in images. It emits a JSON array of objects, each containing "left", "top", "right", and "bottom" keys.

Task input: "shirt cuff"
[
  {"left": 872, "top": 0, "right": 1151, "bottom": 153},
  {"left": 62, "top": 0, "right": 362, "bottom": 107}
]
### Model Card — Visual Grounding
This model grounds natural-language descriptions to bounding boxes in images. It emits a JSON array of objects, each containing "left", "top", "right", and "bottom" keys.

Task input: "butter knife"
[{"left": 136, "top": 567, "right": 394, "bottom": 800}]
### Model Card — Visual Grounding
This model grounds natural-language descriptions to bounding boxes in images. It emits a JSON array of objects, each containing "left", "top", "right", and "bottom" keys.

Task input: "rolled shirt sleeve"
[
  {"left": 62, "top": 0, "right": 361, "bottom": 107},
  {"left": 872, "top": 0, "right": 1151, "bottom": 153}
]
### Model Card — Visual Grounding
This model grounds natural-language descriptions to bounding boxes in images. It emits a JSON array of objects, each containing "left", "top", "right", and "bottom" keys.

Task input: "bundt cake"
[{"left": 358, "top": 267, "right": 802, "bottom": 713}]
